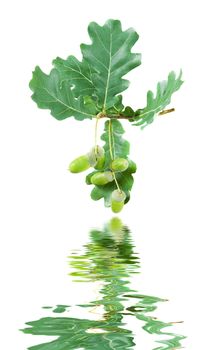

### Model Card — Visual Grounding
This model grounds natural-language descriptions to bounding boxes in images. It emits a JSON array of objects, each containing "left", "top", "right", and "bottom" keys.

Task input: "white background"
[{"left": 0, "top": 0, "right": 202, "bottom": 349}]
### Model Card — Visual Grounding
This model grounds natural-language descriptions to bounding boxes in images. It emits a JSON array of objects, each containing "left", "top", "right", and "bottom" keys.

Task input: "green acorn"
[
  {"left": 94, "top": 146, "right": 105, "bottom": 170},
  {"left": 87, "top": 146, "right": 105, "bottom": 169},
  {"left": 69, "top": 155, "right": 90, "bottom": 173},
  {"left": 111, "top": 189, "right": 126, "bottom": 213},
  {"left": 91, "top": 171, "right": 113, "bottom": 185},
  {"left": 111, "top": 158, "right": 129, "bottom": 172}
]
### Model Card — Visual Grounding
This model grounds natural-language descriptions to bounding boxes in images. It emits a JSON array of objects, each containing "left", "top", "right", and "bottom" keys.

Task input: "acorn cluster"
[{"left": 68, "top": 145, "right": 132, "bottom": 213}]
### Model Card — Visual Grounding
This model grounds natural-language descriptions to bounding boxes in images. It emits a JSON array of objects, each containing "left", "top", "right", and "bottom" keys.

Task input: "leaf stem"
[
  {"left": 94, "top": 112, "right": 104, "bottom": 155},
  {"left": 112, "top": 172, "right": 122, "bottom": 193},
  {"left": 100, "top": 113, "right": 133, "bottom": 120},
  {"left": 108, "top": 119, "right": 114, "bottom": 159},
  {"left": 108, "top": 120, "right": 122, "bottom": 193},
  {"left": 94, "top": 116, "right": 99, "bottom": 156}
]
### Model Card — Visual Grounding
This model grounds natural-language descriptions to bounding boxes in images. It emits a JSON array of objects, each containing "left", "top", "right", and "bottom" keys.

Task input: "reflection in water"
[{"left": 22, "top": 218, "right": 185, "bottom": 349}]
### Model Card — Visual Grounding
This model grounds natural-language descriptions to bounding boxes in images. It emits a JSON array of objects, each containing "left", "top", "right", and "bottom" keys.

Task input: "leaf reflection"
[{"left": 22, "top": 218, "right": 185, "bottom": 349}]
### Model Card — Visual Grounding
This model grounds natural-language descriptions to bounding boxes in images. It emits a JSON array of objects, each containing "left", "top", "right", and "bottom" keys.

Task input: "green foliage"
[
  {"left": 129, "top": 70, "right": 184, "bottom": 127},
  {"left": 30, "top": 67, "right": 97, "bottom": 121},
  {"left": 81, "top": 19, "right": 141, "bottom": 110},
  {"left": 53, "top": 55, "right": 95, "bottom": 98},
  {"left": 30, "top": 19, "right": 183, "bottom": 210}
]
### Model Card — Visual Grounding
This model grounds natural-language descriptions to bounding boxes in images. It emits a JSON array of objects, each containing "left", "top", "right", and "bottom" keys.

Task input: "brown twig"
[
  {"left": 96, "top": 108, "right": 175, "bottom": 120},
  {"left": 159, "top": 108, "right": 175, "bottom": 115}
]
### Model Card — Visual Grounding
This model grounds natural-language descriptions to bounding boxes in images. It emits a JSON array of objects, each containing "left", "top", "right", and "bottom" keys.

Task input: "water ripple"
[{"left": 22, "top": 218, "right": 185, "bottom": 349}]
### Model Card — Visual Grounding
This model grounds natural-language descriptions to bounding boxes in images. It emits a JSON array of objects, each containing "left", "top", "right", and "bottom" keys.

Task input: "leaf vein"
[
  {"left": 61, "top": 66, "right": 93, "bottom": 85},
  {"left": 103, "top": 31, "right": 112, "bottom": 110},
  {"left": 43, "top": 87, "right": 95, "bottom": 117}
]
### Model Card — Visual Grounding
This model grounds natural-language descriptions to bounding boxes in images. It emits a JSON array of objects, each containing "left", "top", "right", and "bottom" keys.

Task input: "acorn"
[
  {"left": 94, "top": 147, "right": 105, "bottom": 170},
  {"left": 69, "top": 155, "right": 90, "bottom": 173},
  {"left": 87, "top": 146, "right": 105, "bottom": 169},
  {"left": 91, "top": 171, "right": 113, "bottom": 185},
  {"left": 111, "top": 189, "right": 126, "bottom": 213},
  {"left": 111, "top": 158, "right": 129, "bottom": 172}
]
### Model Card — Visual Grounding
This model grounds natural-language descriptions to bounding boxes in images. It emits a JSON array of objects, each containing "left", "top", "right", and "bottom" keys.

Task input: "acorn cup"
[
  {"left": 91, "top": 171, "right": 114, "bottom": 185},
  {"left": 94, "top": 152, "right": 105, "bottom": 170},
  {"left": 111, "top": 189, "right": 126, "bottom": 213},
  {"left": 87, "top": 146, "right": 105, "bottom": 169},
  {"left": 111, "top": 158, "right": 129, "bottom": 172},
  {"left": 69, "top": 155, "right": 91, "bottom": 173}
]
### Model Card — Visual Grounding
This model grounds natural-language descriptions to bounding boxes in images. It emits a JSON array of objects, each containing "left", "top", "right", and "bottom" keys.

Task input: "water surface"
[{"left": 22, "top": 218, "right": 185, "bottom": 349}]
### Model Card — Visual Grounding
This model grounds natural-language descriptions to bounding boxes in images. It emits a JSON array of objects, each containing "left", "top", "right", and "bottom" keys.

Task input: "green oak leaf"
[
  {"left": 86, "top": 119, "right": 136, "bottom": 207},
  {"left": 129, "top": 70, "right": 183, "bottom": 127},
  {"left": 81, "top": 19, "right": 141, "bottom": 110},
  {"left": 53, "top": 55, "right": 95, "bottom": 98},
  {"left": 105, "top": 95, "right": 124, "bottom": 115},
  {"left": 122, "top": 106, "right": 135, "bottom": 118},
  {"left": 30, "top": 66, "right": 98, "bottom": 120}
]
